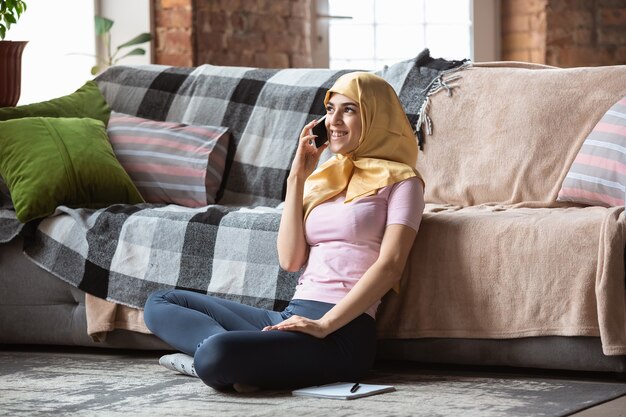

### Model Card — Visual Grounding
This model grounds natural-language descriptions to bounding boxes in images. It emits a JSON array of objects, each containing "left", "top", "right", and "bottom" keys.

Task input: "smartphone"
[{"left": 311, "top": 114, "right": 328, "bottom": 148}]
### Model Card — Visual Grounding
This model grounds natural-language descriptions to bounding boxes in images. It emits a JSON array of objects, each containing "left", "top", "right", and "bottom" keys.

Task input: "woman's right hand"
[{"left": 289, "top": 119, "right": 328, "bottom": 181}]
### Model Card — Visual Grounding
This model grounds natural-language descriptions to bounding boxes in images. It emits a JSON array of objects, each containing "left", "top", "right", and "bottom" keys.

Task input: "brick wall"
[
  {"left": 153, "top": 0, "right": 312, "bottom": 68},
  {"left": 502, "top": 0, "right": 626, "bottom": 66},
  {"left": 501, "top": 0, "right": 548, "bottom": 63},
  {"left": 154, "top": 0, "right": 626, "bottom": 69},
  {"left": 153, "top": 0, "right": 194, "bottom": 66}
]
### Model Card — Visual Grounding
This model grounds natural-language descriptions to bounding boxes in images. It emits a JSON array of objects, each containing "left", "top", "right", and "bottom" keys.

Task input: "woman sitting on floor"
[{"left": 143, "top": 72, "right": 425, "bottom": 392}]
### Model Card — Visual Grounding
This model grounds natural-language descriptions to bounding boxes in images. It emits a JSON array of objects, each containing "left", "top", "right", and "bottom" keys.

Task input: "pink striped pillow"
[
  {"left": 557, "top": 96, "right": 626, "bottom": 207},
  {"left": 107, "top": 112, "right": 230, "bottom": 207}
]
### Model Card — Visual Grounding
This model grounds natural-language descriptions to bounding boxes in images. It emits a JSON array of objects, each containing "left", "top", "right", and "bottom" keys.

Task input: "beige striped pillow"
[
  {"left": 558, "top": 96, "right": 626, "bottom": 206},
  {"left": 107, "top": 112, "right": 230, "bottom": 207}
]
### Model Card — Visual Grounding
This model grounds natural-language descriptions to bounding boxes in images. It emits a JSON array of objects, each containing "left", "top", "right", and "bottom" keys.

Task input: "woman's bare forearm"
[
  {"left": 277, "top": 175, "right": 309, "bottom": 271},
  {"left": 277, "top": 119, "right": 327, "bottom": 272},
  {"left": 275, "top": 223, "right": 419, "bottom": 338}
]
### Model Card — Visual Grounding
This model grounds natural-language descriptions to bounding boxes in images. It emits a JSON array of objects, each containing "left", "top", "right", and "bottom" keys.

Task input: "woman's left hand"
[{"left": 262, "top": 315, "right": 331, "bottom": 339}]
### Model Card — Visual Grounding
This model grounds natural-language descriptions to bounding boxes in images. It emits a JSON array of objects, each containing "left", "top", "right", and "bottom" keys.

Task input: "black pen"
[{"left": 350, "top": 382, "right": 360, "bottom": 393}]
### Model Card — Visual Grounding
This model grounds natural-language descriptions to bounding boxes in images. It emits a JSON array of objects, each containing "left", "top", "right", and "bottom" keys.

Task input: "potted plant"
[
  {"left": 92, "top": 16, "right": 152, "bottom": 75},
  {"left": 0, "top": 0, "right": 28, "bottom": 107}
]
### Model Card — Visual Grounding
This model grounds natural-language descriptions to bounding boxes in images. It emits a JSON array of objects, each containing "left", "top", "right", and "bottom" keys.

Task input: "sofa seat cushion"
[
  {"left": 376, "top": 204, "right": 626, "bottom": 355},
  {"left": 0, "top": 238, "right": 80, "bottom": 306},
  {"left": 22, "top": 201, "right": 626, "bottom": 355},
  {"left": 417, "top": 63, "right": 626, "bottom": 207},
  {"left": 0, "top": 236, "right": 169, "bottom": 349}
]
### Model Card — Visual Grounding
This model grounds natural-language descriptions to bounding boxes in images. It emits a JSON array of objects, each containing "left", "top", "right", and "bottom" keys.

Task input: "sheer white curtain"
[{"left": 5, "top": 1, "right": 96, "bottom": 105}]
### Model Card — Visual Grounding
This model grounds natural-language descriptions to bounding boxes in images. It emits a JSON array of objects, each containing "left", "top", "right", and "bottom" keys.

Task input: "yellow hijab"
[{"left": 302, "top": 72, "right": 423, "bottom": 220}]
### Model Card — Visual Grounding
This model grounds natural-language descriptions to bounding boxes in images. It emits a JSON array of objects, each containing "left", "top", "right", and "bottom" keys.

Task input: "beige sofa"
[
  {"left": 377, "top": 62, "right": 626, "bottom": 371},
  {"left": 384, "top": 62, "right": 626, "bottom": 336},
  {"left": 2, "top": 60, "right": 626, "bottom": 373}
]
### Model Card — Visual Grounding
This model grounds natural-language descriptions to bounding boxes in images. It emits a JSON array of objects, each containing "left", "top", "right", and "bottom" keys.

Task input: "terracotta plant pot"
[{"left": 0, "top": 41, "right": 28, "bottom": 107}]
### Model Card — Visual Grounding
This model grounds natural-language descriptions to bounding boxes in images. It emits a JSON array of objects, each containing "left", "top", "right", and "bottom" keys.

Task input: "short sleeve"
[{"left": 386, "top": 177, "right": 425, "bottom": 232}]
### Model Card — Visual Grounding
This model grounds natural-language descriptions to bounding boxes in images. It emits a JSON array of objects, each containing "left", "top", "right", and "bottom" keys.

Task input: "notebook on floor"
[{"left": 292, "top": 382, "right": 395, "bottom": 400}]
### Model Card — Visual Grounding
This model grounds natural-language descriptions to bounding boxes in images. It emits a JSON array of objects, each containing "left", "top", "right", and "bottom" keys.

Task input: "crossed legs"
[{"left": 144, "top": 289, "right": 376, "bottom": 391}]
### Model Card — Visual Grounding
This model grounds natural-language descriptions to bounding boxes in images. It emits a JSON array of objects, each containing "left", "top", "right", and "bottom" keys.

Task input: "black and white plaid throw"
[
  {"left": 0, "top": 49, "right": 469, "bottom": 311},
  {"left": 0, "top": 210, "right": 22, "bottom": 243},
  {"left": 23, "top": 204, "right": 298, "bottom": 310},
  {"left": 95, "top": 49, "right": 467, "bottom": 206}
]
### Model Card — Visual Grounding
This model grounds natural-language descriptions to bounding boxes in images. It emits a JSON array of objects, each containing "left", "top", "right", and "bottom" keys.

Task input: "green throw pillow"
[
  {"left": 0, "top": 81, "right": 111, "bottom": 125},
  {"left": 0, "top": 117, "right": 144, "bottom": 223}
]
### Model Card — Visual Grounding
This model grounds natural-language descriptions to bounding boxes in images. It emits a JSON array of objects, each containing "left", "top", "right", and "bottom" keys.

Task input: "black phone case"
[{"left": 312, "top": 121, "right": 328, "bottom": 148}]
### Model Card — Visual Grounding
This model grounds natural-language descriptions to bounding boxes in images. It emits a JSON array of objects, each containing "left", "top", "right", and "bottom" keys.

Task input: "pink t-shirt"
[{"left": 292, "top": 177, "right": 424, "bottom": 318}]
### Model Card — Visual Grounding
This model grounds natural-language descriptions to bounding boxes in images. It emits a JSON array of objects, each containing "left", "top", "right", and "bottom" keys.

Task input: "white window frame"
[
  {"left": 311, "top": 0, "right": 501, "bottom": 68},
  {"left": 5, "top": 1, "right": 96, "bottom": 105},
  {"left": 471, "top": 0, "right": 501, "bottom": 62},
  {"left": 5, "top": 0, "right": 152, "bottom": 105}
]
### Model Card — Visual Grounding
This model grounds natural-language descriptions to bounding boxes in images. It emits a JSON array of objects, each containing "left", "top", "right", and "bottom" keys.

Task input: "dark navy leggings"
[{"left": 143, "top": 289, "right": 377, "bottom": 391}]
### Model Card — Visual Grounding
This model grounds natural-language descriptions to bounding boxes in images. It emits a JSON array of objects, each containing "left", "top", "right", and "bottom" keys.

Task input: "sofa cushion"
[
  {"left": 557, "top": 96, "right": 626, "bottom": 206},
  {"left": 0, "top": 80, "right": 111, "bottom": 125},
  {"left": 0, "top": 117, "right": 144, "bottom": 223},
  {"left": 0, "top": 237, "right": 170, "bottom": 348},
  {"left": 107, "top": 111, "right": 230, "bottom": 207},
  {"left": 0, "top": 81, "right": 113, "bottom": 210},
  {"left": 376, "top": 203, "right": 626, "bottom": 355},
  {"left": 416, "top": 62, "right": 626, "bottom": 207}
]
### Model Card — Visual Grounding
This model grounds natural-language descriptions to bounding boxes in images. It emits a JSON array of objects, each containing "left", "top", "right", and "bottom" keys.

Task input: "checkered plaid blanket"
[
  {"left": 1, "top": 49, "right": 469, "bottom": 310},
  {"left": 23, "top": 204, "right": 298, "bottom": 310},
  {"left": 0, "top": 210, "right": 22, "bottom": 243},
  {"left": 95, "top": 48, "right": 467, "bottom": 207}
]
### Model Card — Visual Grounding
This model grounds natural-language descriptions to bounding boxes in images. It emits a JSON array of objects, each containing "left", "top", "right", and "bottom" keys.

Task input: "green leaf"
[
  {"left": 5, "top": 12, "right": 16, "bottom": 24},
  {"left": 94, "top": 16, "right": 114, "bottom": 36},
  {"left": 116, "top": 32, "right": 151, "bottom": 50},
  {"left": 115, "top": 47, "right": 146, "bottom": 62},
  {"left": 91, "top": 65, "right": 101, "bottom": 76},
  {"left": 0, "top": 25, "right": 5, "bottom": 40}
]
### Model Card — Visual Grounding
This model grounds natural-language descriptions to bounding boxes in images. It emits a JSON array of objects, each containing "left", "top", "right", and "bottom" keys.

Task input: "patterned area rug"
[{"left": 1, "top": 348, "right": 625, "bottom": 417}]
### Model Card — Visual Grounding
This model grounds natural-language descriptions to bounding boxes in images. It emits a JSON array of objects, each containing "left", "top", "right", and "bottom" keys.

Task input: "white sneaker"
[{"left": 158, "top": 353, "right": 197, "bottom": 377}]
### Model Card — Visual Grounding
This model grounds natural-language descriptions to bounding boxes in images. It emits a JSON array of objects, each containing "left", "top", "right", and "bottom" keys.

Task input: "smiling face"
[{"left": 325, "top": 93, "right": 362, "bottom": 155}]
